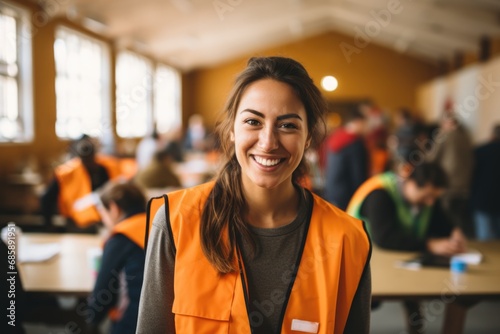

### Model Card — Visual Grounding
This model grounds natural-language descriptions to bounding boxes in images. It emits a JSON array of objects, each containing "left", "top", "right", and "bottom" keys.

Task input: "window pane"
[
  {"left": 0, "top": 75, "right": 19, "bottom": 139},
  {"left": 54, "top": 27, "right": 110, "bottom": 139},
  {"left": 0, "top": 3, "right": 32, "bottom": 143},
  {"left": 0, "top": 12, "right": 17, "bottom": 64},
  {"left": 154, "top": 65, "right": 182, "bottom": 134},
  {"left": 115, "top": 51, "right": 152, "bottom": 138}
]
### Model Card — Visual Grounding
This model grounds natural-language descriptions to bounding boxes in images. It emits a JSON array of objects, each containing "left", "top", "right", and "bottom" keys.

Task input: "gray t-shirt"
[
  {"left": 136, "top": 190, "right": 371, "bottom": 333},
  {"left": 240, "top": 189, "right": 310, "bottom": 333}
]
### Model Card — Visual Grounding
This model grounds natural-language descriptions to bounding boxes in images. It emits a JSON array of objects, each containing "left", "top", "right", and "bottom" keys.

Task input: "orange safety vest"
[
  {"left": 110, "top": 212, "right": 147, "bottom": 249},
  {"left": 118, "top": 157, "right": 139, "bottom": 180},
  {"left": 148, "top": 182, "right": 371, "bottom": 333},
  {"left": 55, "top": 155, "right": 122, "bottom": 227}
]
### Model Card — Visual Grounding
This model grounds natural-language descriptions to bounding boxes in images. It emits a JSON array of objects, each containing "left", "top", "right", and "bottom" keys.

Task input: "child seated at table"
[{"left": 85, "top": 181, "right": 146, "bottom": 334}]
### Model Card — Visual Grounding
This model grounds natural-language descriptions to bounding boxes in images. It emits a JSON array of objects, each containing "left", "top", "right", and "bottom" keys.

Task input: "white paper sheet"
[
  {"left": 19, "top": 243, "right": 61, "bottom": 263},
  {"left": 452, "top": 249, "right": 483, "bottom": 265}
]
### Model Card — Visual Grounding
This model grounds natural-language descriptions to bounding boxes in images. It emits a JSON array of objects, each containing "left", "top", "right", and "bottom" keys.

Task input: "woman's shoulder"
[
  {"left": 311, "top": 193, "right": 355, "bottom": 219},
  {"left": 167, "top": 181, "right": 215, "bottom": 200},
  {"left": 310, "top": 193, "right": 369, "bottom": 235}
]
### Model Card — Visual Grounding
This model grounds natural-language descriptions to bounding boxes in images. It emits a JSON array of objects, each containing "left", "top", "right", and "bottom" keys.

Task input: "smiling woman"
[
  {"left": 232, "top": 79, "right": 310, "bottom": 193},
  {"left": 137, "top": 57, "right": 372, "bottom": 334}
]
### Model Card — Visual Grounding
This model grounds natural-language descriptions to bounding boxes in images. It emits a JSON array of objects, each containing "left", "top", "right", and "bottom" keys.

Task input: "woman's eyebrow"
[
  {"left": 277, "top": 113, "right": 303, "bottom": 121},
  {"left": 240, "top": 109, "right": 302, "bottom": 121},
  {"left": 240, "top": 109, "right": 264, "bottom": 118}
]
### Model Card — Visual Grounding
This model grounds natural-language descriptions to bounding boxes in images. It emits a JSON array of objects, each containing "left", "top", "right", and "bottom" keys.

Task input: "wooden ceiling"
[{"left": 30, "top": 0, "right": 500, "bottom": 71}]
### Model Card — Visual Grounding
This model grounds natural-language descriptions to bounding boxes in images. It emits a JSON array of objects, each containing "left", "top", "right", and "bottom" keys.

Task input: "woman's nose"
[{"left": 258, "top": 126, "right": 279, "bottom": 152}]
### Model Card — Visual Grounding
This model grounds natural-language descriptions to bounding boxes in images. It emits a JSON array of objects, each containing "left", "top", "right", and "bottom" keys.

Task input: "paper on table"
[
  {"left": 452, "top": 249, "right": 483, "bottom": 265},
  {"left": 19, "top": 243, "right": 61, "bottom": 263}
]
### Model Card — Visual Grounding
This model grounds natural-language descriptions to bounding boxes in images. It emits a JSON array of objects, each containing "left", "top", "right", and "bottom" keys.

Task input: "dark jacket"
[
  {"left": 85, "top": 233, "right": 145, "bottom": 334},
  {"left": 471, "top": 141, "right": 500, "bottom": 213},
  {"left": 359, "top": 189, "right": 454, "bottom": 251},
  {"left": 324, "top": 128, "right": 368, "bottom": 210}
]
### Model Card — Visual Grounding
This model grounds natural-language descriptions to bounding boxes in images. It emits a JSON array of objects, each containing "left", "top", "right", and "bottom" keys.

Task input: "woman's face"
[{"left": 231, "top": 79, "right": 310, "bottom": 191}]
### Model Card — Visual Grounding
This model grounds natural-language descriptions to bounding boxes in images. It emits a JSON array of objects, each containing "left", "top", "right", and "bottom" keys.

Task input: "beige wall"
[
  {"left": 187, "top": 31, "right": 440, "bottom": 128},
  {"left": 417, "top": 55, "right": 500, "bottom": 144}
]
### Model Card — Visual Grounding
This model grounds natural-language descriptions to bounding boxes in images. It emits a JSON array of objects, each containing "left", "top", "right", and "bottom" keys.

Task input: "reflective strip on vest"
[{"left": 347, "top": 172, "right": 432, "bottom": 239}]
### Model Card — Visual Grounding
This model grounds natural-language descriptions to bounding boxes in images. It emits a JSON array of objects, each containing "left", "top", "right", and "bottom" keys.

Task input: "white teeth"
[{"left": 254, "top": 156, "right": 281, "bottom": 166}]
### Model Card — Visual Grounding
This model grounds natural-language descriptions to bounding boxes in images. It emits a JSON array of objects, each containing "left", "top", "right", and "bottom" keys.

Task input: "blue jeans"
[{"left": 474, "top": 211, "right": 500, "bottom": 240}]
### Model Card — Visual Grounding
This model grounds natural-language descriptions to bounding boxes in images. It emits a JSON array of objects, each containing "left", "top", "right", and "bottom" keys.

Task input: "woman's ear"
[
  {"left": 305, "top": 135, "right": 312, "bottom": 149},
  {"left": 230, "top": 131, "right": 235, "bottom": 142}
]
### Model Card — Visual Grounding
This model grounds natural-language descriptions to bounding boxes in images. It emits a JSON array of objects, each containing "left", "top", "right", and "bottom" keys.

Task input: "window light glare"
[
  {"left": 0, "top": 118, "right": 19, "bottom": 139},
  {"left": 321, "top": 75, "right": 338, "bottom": 92}
]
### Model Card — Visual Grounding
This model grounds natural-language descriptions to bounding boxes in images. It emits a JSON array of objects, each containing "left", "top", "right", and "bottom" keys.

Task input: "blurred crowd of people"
[
  {"left": 38, "top": 104, "right": 500, "bottom": 243},
  {"left": 39, "top": 113, "right": 216, "bottom": 234},
  {"left": 313, "top": 103, "right": 499, "bottom": 333},
  {"left": 316, "top": 103, "right": 500, "bottom": 242}
]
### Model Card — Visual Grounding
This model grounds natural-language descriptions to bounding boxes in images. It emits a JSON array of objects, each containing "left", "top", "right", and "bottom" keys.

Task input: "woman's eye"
[
  {"left": 279, "top": 123, "right": 298, "bottom": 129},
  {"left": 245, "top": 119, "right": 260, "bottom": 126}
]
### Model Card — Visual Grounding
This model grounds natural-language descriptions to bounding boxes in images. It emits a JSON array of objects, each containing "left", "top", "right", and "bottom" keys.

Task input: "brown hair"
[
  {"left": 100, "top": 181, "right": 147, "bottom": 216},
  {"left": 200, "top": 56, "right": 327, "bottom": 273}
]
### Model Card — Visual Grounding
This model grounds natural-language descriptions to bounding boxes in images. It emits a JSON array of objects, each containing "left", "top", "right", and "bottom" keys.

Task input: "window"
[
  {"left": 115, "top": 51, "right": 153, "bottom": 138},
  {"left": 115, "top": 52, "right": 182, "bottom": 138},
  {"left": 154, "top": 65, "right": 182, "bottom": 133},
  {"left": 54, "top": 26, "right": 110, "bottom": 140},
  {"left": 0, "top": 2, "right": 33, "bottom": 142}
]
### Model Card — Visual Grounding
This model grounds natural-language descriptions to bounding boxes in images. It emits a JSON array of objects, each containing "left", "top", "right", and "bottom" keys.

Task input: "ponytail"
[{"left": 200, "top": 158, "right": 254, "bottom": 273}]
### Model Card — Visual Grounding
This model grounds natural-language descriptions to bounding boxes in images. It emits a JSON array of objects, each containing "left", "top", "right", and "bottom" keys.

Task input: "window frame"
[{"left": 0, "top": 1, "right": 33, "bottom": 144}]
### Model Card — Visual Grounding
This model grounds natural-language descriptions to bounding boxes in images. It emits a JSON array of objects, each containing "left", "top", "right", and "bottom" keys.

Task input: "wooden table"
[
  {"left": 371, "top": 242, "right": 500, "bottom": 333},
  {"left": 18, "top": 233, "right": 102, "bottom": 296}
]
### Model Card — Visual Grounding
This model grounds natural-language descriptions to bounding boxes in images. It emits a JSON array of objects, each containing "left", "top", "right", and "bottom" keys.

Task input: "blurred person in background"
[
  {"left": 347, "top": 161, "right": 467, "bottom": 334},
  {"left": 134, "top": 142, "right": 182, "bottom": 190},
  {"left": 135, "top": 127, "right": 162, "bottom": 170},
  {"left": 387, "top": 108, "right": 424, "bottom": 165},
  {"left": 183, "top": 113, "right": 208, "bottom": 152},
  {"left": 40, "top": 135, "right": 122, "bottom": 233},
  {"left": 471, "top": 124, "right": 500, "bottom": 240},
  {"left": 427, "top": 111, "right": 474, "bottom": 237},
  {"left": 85, "top": 181, "right": 147, "bottom": 334},
  {"left": 363, "top": 105, "right": 390, "bottom": 176},
  {"left": 324, "top": 107, "right": 369, "bottom": 210}
]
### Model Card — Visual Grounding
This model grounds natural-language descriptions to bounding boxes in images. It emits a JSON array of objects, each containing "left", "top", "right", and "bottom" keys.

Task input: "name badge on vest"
[{"left": 291, "top": 319, "right": 319, "bottom": 333}]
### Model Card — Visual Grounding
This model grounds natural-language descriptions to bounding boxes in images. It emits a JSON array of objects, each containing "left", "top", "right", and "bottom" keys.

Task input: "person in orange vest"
[
  {"left": 137, "top": 57, "right": 371, "bottom": 333},
  {"left": 84, "top": 181, "right": 147, "bottom": 334},
  {"left": 40, "top": 135, "right": 122, "bottom": 233},
  {"left": 347, "top": 161, "right": 467, "bottom": 334}
]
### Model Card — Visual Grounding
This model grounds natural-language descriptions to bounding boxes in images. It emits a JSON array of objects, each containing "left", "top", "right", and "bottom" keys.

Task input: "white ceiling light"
[{"left": 321, "top": 75, "right": 338, "bottom": 92}]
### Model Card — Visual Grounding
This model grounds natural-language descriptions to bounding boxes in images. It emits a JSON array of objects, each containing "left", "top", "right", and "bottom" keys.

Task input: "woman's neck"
[{"left": 242, "top": 181, "right": 300, "bottom": 229}]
